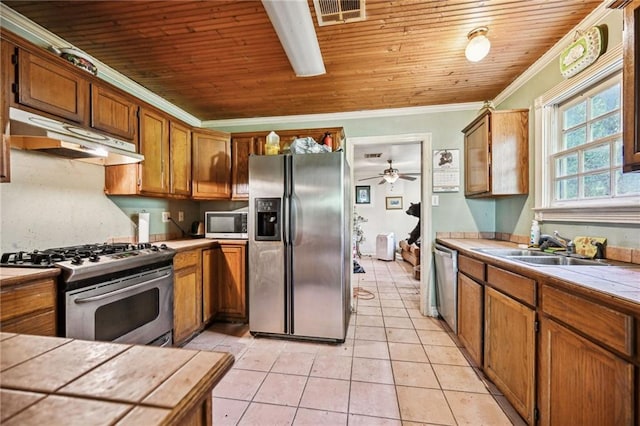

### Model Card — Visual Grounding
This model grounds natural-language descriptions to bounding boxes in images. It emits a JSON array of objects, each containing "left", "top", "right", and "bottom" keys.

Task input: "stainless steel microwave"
[{"left": 205, "top": 211, "right": 248, "bottom": 239}]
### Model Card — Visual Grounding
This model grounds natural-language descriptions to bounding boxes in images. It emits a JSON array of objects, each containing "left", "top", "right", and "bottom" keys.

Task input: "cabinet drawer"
[
  {"left": 0, "top": 278, "right": 56, "bottom": 323},
  {"left": 486, "top": 265, "right": 536, "bottom": 307},
  {"left": 174, "top": 250, "right": 200, "bottom": 270},
  {"left": 1, "top": 309, "right": 56, "bottom": 336},
  {"left": 458, "top": 255, "right": 485, "bottom": 281},
  {"left": 541, "top": 285, "right": 633, "bottom": 356}
]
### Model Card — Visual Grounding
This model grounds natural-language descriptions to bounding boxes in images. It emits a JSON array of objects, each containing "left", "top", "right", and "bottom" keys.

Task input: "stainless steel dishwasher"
[{"left": 433, "top": 244, "right": 458, "bottom": 333}]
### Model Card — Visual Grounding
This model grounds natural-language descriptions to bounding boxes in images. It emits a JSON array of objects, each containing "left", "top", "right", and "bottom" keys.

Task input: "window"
[{"left": 534, "top": 44, "right": 640, "bottom": 223}]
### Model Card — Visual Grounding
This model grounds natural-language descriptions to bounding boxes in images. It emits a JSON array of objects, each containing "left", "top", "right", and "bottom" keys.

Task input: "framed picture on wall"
[
  {"left": 386, "top": 196, "right": 403, "bottom": 210},
  {"left": 355, "top": 185, "right": 371, "bottom": 204}
]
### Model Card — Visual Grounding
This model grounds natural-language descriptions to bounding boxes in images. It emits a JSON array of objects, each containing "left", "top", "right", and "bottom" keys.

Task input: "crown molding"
[
  {"left": 0, "top": 3, "right": 201, "bottom": 127},
  {"left": 202, "top": 102, "right": 483, "bottom": 129},
  {"left": 493, "top": 2, "right": 615, "bottom": 106}
]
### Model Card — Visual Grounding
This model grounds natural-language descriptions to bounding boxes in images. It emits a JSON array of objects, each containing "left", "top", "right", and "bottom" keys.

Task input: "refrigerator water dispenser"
[{"left": 255, "top": 198, "right": 281, "bottom": 241}]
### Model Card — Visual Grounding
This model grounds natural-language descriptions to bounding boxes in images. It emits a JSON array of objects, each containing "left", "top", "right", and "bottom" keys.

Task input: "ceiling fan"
[{"left": 358, "top": 160, "right": 420, "bottom": 185}]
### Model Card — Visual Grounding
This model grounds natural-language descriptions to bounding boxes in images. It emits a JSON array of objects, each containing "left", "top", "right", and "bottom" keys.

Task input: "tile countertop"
[
  {"left": 0, "top": 332, "right": 234, "bottom": 425},
  {"left": 437, "top": 239, "right": 640, "bottom": 312}
]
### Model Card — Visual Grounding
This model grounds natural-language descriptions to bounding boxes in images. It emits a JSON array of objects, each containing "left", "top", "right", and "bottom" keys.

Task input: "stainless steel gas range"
[{"left": 1, "top": 242, "right": 176, "bottom": 346}]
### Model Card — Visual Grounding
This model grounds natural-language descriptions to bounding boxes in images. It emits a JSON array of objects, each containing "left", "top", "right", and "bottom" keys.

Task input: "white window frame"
[{"left": 533, "top": 43, "right": 640, "bottom": 224}]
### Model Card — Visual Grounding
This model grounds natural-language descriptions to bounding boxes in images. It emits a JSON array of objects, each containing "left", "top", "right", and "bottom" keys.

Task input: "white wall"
[
  {"left": 354, "top": 173, "right": 422, "bottom": 255},
  {"left": 0, "top": 150, "right": 134, "bottom": 251}
]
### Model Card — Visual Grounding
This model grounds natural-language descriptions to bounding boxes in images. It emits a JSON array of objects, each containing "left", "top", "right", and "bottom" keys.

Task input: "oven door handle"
[{"left": 73, "top": 274, "right": 170, "bottom": 304}]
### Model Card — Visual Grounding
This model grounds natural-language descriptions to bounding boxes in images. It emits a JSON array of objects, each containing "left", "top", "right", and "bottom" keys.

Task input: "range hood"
[{"left": 8, "top": 107, "right": 144, "bottom": 165}]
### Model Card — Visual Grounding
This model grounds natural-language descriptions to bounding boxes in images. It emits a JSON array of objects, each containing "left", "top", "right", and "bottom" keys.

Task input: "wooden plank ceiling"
[{"left": 4, "top": 0, "right": 603, "bottom": 121}]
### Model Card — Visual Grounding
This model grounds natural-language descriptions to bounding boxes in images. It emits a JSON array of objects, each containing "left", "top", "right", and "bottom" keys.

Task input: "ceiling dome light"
[{"left": 465, "top": 26, "right": 491, "bottom": 62}]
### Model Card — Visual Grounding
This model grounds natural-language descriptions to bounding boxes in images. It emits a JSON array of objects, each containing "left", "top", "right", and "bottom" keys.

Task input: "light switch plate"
[
  {"left": 178, "top": 211, "right": 184, "bottom": 222},
  {"left": 431, "top": 195, "right": 440, "bottom": 206}
]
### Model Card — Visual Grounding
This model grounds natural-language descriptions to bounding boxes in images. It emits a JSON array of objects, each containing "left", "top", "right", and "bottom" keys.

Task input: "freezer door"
[
  {"left": 290, "top": 153, "right": 347, "bottom": 340},
  {"left": 248, "top": 155, "right": 287, "bottom": 334}
]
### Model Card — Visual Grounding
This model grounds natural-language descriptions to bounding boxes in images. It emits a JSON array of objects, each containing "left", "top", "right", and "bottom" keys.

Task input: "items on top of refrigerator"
[
  {"left": 265, "top": 131, "right": 280, "bottom": 155},
  {"left": 290, "top": 137, "right": 331, "bottom": 154}
]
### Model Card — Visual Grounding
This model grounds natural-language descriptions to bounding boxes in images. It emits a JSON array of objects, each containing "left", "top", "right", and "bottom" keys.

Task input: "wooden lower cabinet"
[
  {"left": 173, "top": 249, "right": 202, "bottom": 345},
  {"left": 538, "top": 317, "right": 634, "bottom": 425},
  {"left": 457, "top": 272, "right": 483, "bottom": 366},
  {"left": 484, "top": 286, "right": 536, "bottom": 424},
  {"left": 202, "top": 248, "right": 218, "bottom": 324},
  {"left": 212, "top": 244, "right": 247, "bottom": 322},
  {"left": 0, "top": 277, "right": 57, "bottom": 336}
]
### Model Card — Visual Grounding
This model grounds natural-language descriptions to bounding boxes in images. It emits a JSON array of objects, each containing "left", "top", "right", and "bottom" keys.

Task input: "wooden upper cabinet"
[
  {"left": 90, "top": 84, "right": 138, "bottom": 141},
  {"left": 1, "top": 40, "right": 12, "bottom": 183},
  {"left": 192, "top": 129, "right": 231, "bottom": 200},
  {"left": 463, "top": 109, "right": 529, "bottom": 197},
  {"left": 139, "top": 107, "right": 170, "bottom": 195},
  {"left": 16, "top": 48, "right": 88, "bottom": 123},
  {"left": 231, "top": 136, "right": 263, "bottom": 200},
  {"left": 170, "top": 122, "right": 191, "bottom": 197},
  {"left": 622, "top": 0, "right": 640, "bottom": 172}
]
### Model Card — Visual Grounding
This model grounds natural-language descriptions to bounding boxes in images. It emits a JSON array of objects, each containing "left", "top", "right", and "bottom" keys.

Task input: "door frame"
[{"left": 347, "top": 133, "right": 436, "bottom": 317}]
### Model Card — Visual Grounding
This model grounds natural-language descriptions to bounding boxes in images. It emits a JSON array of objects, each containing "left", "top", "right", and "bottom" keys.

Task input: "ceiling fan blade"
[
  {"left": 358, "top": 175, "right": 383, "bottom": 181},
  {"left": 378, "top": 179, "right": 386, "bottom": 185},
  {"left": 399, "top": 175, "right": 417, "bottom": 181}
]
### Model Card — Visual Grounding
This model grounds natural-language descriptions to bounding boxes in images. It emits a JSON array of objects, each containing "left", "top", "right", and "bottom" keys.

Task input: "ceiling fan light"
[
  {"left": 262, "top": 0, "right": 326, "bottom": 77},
  {"left": 383, "top": 173, "right": 399, "bottom": 183},
  {"left": 465, "top": 26, "right": 491, "bottom": 62}
]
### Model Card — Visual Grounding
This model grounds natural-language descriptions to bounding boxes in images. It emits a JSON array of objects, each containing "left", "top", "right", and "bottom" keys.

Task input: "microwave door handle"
[{"left": 73, "top": 274, "right": 169, "bottom": 304}]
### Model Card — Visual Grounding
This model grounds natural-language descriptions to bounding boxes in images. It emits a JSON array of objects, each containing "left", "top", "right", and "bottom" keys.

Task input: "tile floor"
[{"left": 184, "top": 256, "right": 523, "bottom": 425}]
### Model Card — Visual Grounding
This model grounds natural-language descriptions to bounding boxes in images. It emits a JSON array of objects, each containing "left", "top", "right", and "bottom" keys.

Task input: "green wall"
[{"left": 496, "top": 9, "right": 639, "bottom": 248}]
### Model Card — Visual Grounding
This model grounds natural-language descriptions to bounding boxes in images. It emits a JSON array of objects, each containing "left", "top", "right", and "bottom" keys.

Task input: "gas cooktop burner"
[{"left": 1, "top": 242, "right": 175, "bottom": 283}]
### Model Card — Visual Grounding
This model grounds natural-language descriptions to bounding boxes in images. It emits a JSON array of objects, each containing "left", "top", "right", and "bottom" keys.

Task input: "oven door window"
[{"left": 94, "top": 288, "right": 159, "bottom": 341}]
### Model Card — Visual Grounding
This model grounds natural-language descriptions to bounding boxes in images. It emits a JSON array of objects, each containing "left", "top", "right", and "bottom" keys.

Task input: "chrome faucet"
[{"left": 553, "top": 231, "right": 575, "bottom": 254}]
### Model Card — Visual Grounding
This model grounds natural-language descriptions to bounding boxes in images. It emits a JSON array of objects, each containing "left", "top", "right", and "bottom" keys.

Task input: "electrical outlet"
[
  {"left": 178, "top": 211, "right": 184, "bottom": 222},
  {"left": 162, "top": 212, "right": 170, "bottom": 223},
  {"left": 431, "top": 195, "right": 440, "bottom": 206}
]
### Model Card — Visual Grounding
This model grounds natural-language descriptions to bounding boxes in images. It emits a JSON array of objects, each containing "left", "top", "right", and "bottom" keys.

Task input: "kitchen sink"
[
  {"left": 472, "top": 248, "right": 552, "bottom": 256},
  {"left": 506, "top": 256, "right": 609, "bottom": 266},
  {"left": 472, "top": 248, "right": 609, "bottom": 266}
]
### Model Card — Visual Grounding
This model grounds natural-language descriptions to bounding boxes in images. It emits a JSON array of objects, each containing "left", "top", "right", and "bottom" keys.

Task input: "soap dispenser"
[{"left": 530, "top": 220, "right": 540, "bottom": 247}]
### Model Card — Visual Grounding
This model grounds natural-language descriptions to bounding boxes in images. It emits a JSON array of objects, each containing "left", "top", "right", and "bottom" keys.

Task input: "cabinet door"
[
  {"left": 457, "top": 273, "right": 483, "bottom": 366},
  {"left": 192, "top": 130, "right": 231, "bottom": 199},
  {"left": 170, "top": 122, "right": 191, "bottom": 196},
  {"left": 539, "top": 317, "right": 634, "bottom": 426},
  {"left": 464, "top": 114, "right": 490, "bottom": 196},
  {"left": 214, "top": 245, "right": 246, "bottom": 321},
  {"left": 484, "top": 286, "right": 535, "bottom": 424},
  {"left": 91, "top": 84, "right": 138, "bottom": 140},
  {"left": 202, "top": 248, "right": 218, "bottom": 324},
  {"left": 139, "top": 107, "right": 170, "bottom": 194},
  {"left": 17, "top": 49, "right": 88, "bottom": 123},
  {"left": 173, "top": 250, "right": 202, "bottom": 345},
  {"left": 1, "top": 40, "right": 12, "bottom": 183},
  {"left": 0, "top": 277, "right": 57, "bottom": 336},
  {"left": 622, "top": 0, "right": 640, "bottom": 172},
  {"left": 231, "top": 136, "right": 260, "bottom": 200}
]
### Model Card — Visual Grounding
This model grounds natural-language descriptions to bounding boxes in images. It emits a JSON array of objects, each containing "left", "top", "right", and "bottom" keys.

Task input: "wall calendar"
[{"left": 432, "top": 149, "right": 460, "bottom": 192}]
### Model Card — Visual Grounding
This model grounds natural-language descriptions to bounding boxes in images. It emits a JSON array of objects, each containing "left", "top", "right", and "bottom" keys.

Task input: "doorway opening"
[{"left": 347, "top": 133, "right": 435, "bottom": 317}]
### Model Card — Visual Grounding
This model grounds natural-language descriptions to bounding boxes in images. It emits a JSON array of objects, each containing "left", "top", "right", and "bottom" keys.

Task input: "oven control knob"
[
  {"left": 160, "top": 244, "right": 168, "bottom": 250},
  {"left": 89, "top": 253, "right": 100, "bottom": 262},
  {"left": 151, "top": 245, "right": 159, "bottom": 252},
  {"left": 71, "top": 255, "right": 83, "bottom": 265}
]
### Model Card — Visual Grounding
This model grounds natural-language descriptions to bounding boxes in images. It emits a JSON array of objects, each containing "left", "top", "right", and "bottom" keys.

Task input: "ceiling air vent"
[
  {"left": 313, "top": 0, "right": 366, "bottom": 26},
  {"left": 364, "top": 153, "right": 382, "bottom": 159}
]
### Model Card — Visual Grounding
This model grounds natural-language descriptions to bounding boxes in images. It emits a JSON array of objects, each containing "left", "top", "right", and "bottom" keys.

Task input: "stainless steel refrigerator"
[{"left": 248, "top": 152, "right": 351, "bottom": 342}]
